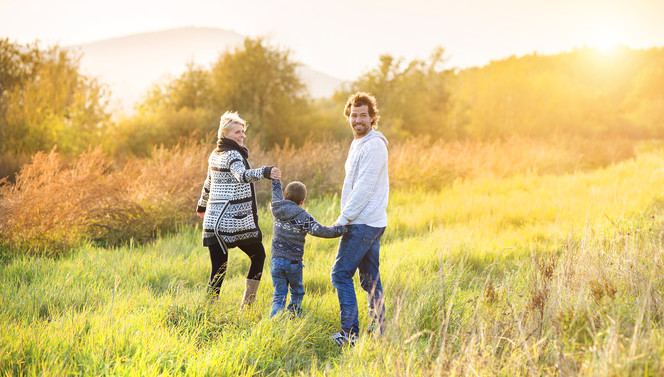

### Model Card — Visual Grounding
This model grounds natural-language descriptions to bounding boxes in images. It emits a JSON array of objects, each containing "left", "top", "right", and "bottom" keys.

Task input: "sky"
[{"left": 1, "top": 0, "right": 664, "bottom": 81}]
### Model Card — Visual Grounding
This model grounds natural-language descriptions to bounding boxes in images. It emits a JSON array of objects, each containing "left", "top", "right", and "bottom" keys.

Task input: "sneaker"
[{"left": 330, "top": 330, "right": 358, "bottom": 347}]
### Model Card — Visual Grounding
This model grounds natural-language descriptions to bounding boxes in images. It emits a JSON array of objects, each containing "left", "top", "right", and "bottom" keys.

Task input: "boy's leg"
[
  {"left": 358, "top": 226, "right": 386, "bottom": 335},
  {"left": 287, "top": 261, "right": 305, "bottom": 317},
  {"left": 270, "top": 258, "right": 289, "bottom": 317}
]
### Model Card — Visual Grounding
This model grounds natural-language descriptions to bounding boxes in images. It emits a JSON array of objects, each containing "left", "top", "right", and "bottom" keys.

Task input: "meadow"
[{"left": 2, "top": 139, "right": 664, "bottom": 375}]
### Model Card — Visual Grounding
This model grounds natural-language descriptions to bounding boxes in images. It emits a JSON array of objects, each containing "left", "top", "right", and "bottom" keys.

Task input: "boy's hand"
[{"left": 270, "top": 167, "right": 281, "bottom": 180}]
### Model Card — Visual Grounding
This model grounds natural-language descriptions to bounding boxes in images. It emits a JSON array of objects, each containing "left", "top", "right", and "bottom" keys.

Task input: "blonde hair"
[{"left": 217, "top": 111, "right": 247, "bottom": 141}]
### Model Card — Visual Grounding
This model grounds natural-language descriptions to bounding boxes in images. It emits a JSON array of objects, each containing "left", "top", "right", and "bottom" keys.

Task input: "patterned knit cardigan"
[{"left": 197, "top": 141, "right": 273, "bottom": 249}]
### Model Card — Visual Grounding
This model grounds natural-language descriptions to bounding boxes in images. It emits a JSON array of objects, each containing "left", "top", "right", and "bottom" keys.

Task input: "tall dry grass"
[
  {"left": 0, "top": 136, "right": 638, "bottom": 257},
  {"left": 388, "top": 135, "right": 636, "bottom": 190},
  {"left": 0, "top": 142, "right": 208, "bottom": 256}
]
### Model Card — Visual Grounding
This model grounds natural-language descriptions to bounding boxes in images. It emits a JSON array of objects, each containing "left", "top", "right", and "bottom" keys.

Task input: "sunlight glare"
[
  {"left": 594, "top": 36, "right": 619, "bottom": 52},
  {"left": 586, "top": 23, "right": 621, "bottom": 53}
]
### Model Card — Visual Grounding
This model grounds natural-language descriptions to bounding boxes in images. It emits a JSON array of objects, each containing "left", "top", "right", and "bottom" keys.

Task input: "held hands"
[
  {"left": 332, "top": 222, "right": 348, "bottom": 234},
  {"left": 270, "top": 167, "right": 281, "bottom": 180}
]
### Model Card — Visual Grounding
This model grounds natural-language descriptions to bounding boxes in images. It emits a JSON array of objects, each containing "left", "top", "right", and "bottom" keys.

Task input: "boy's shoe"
[{"left": 330, "top": 330, "right": 358, "bottom": 347}]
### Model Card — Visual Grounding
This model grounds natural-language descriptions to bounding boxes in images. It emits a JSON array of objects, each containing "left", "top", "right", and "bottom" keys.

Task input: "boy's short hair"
[{"left": 284, "top": 181, "right": 306, "bottom": 204}]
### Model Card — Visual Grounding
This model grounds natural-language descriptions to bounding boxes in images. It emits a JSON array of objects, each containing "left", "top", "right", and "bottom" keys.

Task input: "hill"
[{"left": 72, "top": 26, "right": 343, "bottom": 112}]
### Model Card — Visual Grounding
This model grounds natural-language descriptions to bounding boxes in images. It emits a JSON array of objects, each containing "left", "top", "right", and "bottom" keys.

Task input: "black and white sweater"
[
  {"left": 197, "top": 139, "right": 273, "bottom": 248},
  {"left": 270, "top": 180, "right": 345, "bottom": 261}
]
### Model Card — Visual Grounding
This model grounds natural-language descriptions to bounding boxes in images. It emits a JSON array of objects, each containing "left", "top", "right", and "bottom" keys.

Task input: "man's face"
[{"left": 348, "top": 104, "right": 372, "bottom": 139}]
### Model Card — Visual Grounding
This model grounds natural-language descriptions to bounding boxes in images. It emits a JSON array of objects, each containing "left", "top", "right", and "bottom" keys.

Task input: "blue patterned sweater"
[{"left": 270, "top": 180, "right": 345, "bottom": 261}]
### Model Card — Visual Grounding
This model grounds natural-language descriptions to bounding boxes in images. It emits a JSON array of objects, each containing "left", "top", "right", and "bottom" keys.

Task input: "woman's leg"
[
  {"left": 238, "top": 242, "right": 266, "bottom": 281},
  {"left": 207, "top": 241, "right": 228, "bottom": 297},
  {"left": 238, "top": 241, "right": 266, "bottom": 307}
]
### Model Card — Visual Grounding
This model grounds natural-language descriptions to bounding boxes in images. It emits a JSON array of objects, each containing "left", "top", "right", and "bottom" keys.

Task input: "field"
[{"left": 2, "top": 142, "right": 664, "bottom": 376}]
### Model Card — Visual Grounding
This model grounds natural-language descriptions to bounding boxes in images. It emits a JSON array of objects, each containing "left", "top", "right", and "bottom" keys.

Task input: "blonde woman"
[{"left": 197, "top": 111, "right": 281, "bottom": 307}]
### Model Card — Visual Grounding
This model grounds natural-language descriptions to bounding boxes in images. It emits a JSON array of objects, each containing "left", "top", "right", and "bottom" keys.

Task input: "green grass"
[{"left": 3, "top": 149, "right": 664, "bottom": 375}]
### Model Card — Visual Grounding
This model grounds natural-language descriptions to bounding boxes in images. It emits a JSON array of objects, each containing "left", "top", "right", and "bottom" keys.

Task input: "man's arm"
[{"left": 336, "top": 140, "right": 388, "bottom": 225}]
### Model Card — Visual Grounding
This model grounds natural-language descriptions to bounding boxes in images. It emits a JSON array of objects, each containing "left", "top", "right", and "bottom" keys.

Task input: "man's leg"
[
  {"left": 358, "top": 226, "right": 386, "bottom": 335},
  {"left": 331, "top": 224, "right": 371, "bottom": 336}
]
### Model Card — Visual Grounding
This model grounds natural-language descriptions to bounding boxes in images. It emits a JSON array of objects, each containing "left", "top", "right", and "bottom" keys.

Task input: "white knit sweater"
[
  {"left": 335, "top": 129, "right": 389, "bottom": 227},
  {"left": 197, "top": 148, "right": 271, "bottom": 247}
]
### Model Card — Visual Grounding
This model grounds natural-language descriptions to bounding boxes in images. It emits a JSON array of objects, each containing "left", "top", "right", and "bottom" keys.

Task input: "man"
[{"left": 330, "top": 92, "right": 389, "bottom": 346}]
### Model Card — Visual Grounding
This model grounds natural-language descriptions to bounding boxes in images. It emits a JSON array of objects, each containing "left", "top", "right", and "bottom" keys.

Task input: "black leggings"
[{"left": 207, "top": 241, "right": 266, "bottom": 296}]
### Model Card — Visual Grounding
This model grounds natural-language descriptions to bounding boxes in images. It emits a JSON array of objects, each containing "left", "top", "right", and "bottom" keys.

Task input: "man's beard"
[{"left": 353, "top": 123, "right": 369, "bottom": 136}]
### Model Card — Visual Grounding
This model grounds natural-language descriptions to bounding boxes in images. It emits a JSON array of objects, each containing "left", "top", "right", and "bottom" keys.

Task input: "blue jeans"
[
  {"left": 270, "top": 257, "right": 305, "bottom": 317},
  {"left": 330, "top": 224, "right": 386, "bottom": 336}
]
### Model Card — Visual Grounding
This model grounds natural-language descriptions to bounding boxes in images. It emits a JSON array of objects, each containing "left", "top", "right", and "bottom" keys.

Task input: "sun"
[
  {"left": 593, "top": 36, "right": 619, "bottom": 52},
  {"left": 585, "top": 23, "right": 622, "bottom": 52}
]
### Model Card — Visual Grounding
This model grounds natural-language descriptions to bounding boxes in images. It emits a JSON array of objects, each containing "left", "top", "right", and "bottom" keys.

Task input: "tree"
[
  {"left": 122, "top": 37, "right": 312, "bottom": 150},
  {"left": 107, "top": 62, "right": 218, "bottom": 156},
  {"left": 338, "top": 47, "right": 454, "bottom": 140},
  {"left": 209, "top": 37, "right": 309, "bottom": 146},
  {"left": 0, "top": 39, "right": 110, "bottom": 156}
]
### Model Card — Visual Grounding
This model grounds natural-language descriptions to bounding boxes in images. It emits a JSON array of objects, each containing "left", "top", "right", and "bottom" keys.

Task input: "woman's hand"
[{"left": 270, "top": 167, "right": 281, "bottom": 180}]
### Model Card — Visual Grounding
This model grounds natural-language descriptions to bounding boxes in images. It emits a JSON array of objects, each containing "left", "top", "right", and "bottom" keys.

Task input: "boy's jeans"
[
  {"left": 330, "top": 224, "right": 386, "bottom": 336},
  {"left": 270, "top": 257, "right": 305, "bottom": 317}
]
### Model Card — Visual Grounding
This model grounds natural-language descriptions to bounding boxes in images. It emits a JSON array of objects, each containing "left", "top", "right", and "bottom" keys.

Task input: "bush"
[
  {"left": 0, "top": 142, "right": 207, "bottom": 257},
  {"left": 0, "top": 136, "right": 637, "bottom": 257}
]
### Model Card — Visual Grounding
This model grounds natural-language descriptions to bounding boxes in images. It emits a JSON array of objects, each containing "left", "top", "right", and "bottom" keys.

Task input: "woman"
[{"left": 196, "top": 111, "right": 281, "bottom": 307}]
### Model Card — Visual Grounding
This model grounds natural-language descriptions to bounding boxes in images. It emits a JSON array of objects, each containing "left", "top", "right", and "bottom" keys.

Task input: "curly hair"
[{"left": 344, "top": 92, "right": 380, "bottom": 127}]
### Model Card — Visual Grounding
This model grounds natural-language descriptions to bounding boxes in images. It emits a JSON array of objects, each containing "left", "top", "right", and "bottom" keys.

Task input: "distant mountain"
[{"left": 71, "top": 26, "right": 343, "bottom": 113}]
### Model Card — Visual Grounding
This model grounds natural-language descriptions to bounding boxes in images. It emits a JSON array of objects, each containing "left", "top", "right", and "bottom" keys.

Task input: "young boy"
[{"left": 270, "top": 179, "right": 345, "bottom": 317}]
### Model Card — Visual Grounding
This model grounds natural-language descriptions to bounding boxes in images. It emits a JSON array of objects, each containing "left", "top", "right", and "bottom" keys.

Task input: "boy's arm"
[
  {"left": 272, "top": 179, "right": 283, "bottom": 201},
  {"left": 299, "top": 213, "right": 345, "bottom": 238}
]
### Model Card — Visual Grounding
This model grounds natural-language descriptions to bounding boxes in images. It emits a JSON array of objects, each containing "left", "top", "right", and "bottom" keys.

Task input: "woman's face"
[{"left": 224, "top": 123, "right": 246, "bottom": 146}]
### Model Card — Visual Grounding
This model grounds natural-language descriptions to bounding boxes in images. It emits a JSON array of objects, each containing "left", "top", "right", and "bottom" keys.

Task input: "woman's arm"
[
  {"left": 196, "top": 168, "right": 211, "bottom": 214},
  {"left": 226, "top": 150, "right": 275, "bottom": 183}
]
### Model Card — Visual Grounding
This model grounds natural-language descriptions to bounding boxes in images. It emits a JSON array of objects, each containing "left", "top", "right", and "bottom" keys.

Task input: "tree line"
[{"left": 2, "top": 36, "right": 664, "bottom": 179}]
